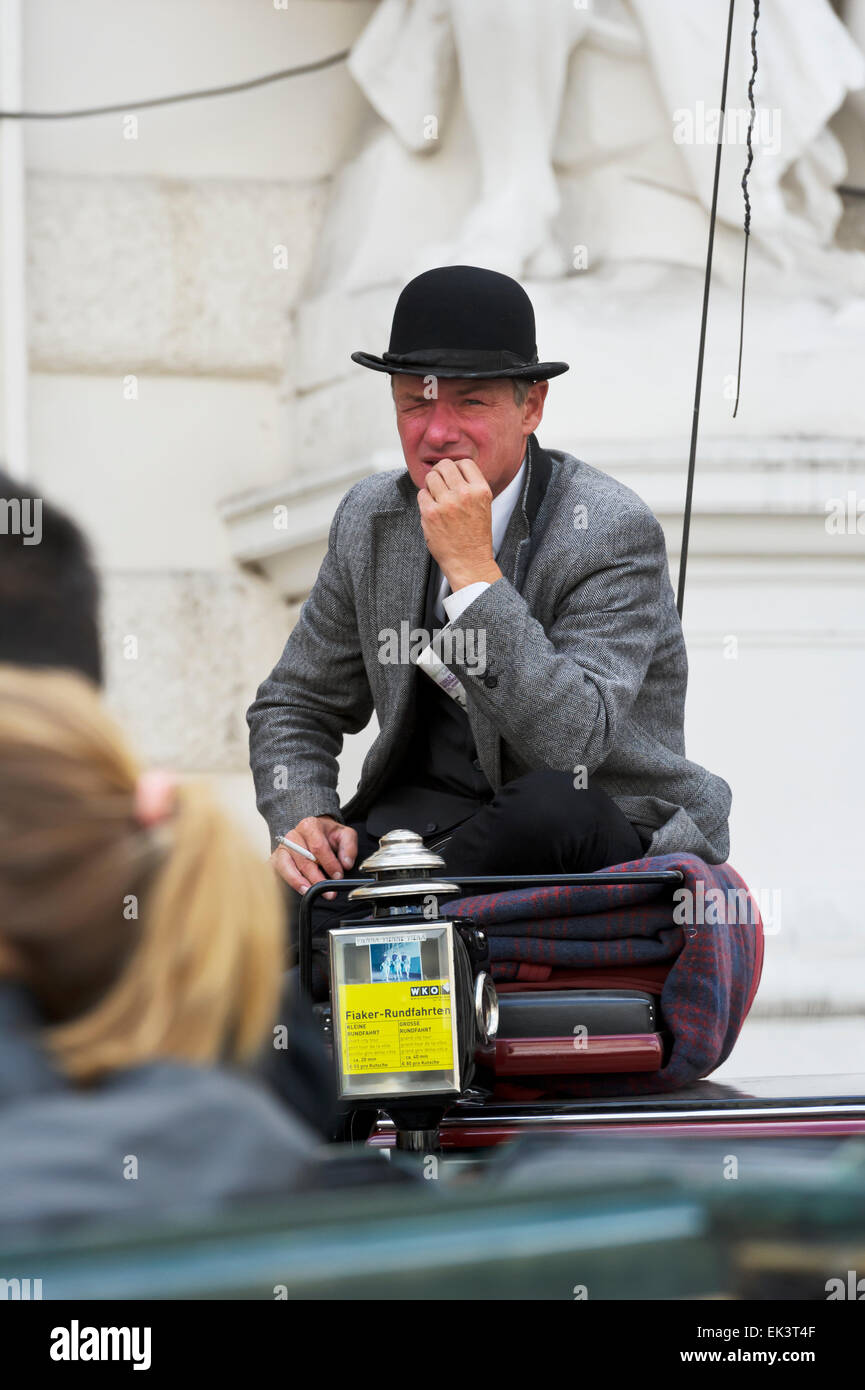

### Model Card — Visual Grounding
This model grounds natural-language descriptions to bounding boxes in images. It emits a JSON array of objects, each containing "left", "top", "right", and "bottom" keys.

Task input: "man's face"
[{"left": 393, "top": 376, "right": 548, "bottom": 498}]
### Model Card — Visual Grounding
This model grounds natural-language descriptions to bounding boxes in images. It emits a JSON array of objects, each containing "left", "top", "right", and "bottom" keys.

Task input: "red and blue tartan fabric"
[{"left": 445, "top": 853, "right": 765, "bottom": 1097}]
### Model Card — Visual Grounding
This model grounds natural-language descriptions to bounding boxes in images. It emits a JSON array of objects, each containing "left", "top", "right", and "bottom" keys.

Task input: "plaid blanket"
[{"left": 445, "top": 853, "right": 764, "bottom": 1097}]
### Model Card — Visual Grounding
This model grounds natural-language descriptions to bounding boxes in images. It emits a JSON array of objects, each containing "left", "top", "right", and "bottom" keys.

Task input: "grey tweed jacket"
[{"left": 247, "top": 434, "right": 732, "bottom": 863}]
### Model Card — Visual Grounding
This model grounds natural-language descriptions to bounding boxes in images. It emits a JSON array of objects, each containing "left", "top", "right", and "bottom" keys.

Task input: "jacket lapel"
[
  {"left": 369, "top": 478, "right": 431, "bottom": 729},
  {"left": 465, "top": 435, "right": 553, "bottom": 786}
]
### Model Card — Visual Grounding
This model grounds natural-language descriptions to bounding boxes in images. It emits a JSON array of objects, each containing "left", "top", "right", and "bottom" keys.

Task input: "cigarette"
[{"left": 278, "top": 835, "right": 317, "bottom": 863}]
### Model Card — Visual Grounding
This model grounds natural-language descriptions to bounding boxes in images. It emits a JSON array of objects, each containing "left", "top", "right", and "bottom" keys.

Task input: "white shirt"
[{"left": 434, "top": 453, "right": 527, "bottom": 624}]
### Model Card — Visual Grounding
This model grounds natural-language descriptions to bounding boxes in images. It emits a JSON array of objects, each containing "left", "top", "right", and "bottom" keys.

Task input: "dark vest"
[{"left": 365, "top": 555, "right": 494, "bottom": 838}]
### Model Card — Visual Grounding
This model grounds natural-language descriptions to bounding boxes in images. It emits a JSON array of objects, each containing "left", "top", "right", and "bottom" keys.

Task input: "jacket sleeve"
[
  {"left": 246, "top": 489, "right": 374, "bottom": 842},
  {"left": 438, "top": 505, "right": 669, "bottom": 776}
]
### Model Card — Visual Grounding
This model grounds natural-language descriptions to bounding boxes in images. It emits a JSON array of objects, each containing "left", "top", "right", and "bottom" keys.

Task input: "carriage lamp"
[{"left": 324, "top": 829, "right": 498, "bottom": 1149}]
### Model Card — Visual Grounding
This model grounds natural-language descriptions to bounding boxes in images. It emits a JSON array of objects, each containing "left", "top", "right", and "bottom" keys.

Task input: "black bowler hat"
[{"left": 351, "top": 265, "right": 569, "bottom": 381}]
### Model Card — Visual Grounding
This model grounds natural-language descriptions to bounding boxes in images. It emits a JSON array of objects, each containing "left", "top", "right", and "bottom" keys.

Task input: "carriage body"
[{"left": 298, "top": 852, "right": 864, "bottom": 1158}]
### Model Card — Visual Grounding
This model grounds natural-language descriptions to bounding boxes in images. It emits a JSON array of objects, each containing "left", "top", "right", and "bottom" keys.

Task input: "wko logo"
[{"left": 409, "top": 985, "right": 441, "bottom": 996}]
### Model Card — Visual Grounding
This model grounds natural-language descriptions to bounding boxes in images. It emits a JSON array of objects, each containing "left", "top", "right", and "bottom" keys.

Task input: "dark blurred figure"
[
  {"left": 0, "top": 468, "right": 336, "bottom": 1138},
  {"left": 0, "top": 469, "right": 102, "bottom": 685},
  {"left": 0, "top": 665, "right": 327, "bottom": 1240}
]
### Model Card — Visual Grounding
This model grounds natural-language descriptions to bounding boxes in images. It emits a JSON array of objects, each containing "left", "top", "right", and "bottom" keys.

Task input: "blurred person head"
[
  {"left": 0, "top": 468, "right": 103, "bottom": 686},
  {"left": 0, "top": 665, "right": 284, "bottom": 1085}
]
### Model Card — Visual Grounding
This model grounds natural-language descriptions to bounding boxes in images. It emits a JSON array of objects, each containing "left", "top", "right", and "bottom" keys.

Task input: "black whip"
[
  {"left": 733, "top": 0, "right": 761, "bottom": 418},
  {"left": 678, "top": 0, "right": 761, "bottom": 618},
  {"left": 677, "top": 0, "right": 737, "bottom": 619}
]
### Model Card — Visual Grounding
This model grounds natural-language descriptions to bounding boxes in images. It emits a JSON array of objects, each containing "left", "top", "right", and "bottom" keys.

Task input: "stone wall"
[{"left": 20, "top": 0, "right": 376, "bottom": 848}]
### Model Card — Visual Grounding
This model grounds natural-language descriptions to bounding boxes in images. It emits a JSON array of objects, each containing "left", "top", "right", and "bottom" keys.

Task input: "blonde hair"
[{"left": 0, "top": 665, "right": 283, "bottom": 1084}]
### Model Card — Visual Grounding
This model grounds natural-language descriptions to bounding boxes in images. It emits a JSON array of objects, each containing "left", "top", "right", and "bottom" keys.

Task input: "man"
[{"left": 247, "top": 266, "right": 732, "bottom": 937}]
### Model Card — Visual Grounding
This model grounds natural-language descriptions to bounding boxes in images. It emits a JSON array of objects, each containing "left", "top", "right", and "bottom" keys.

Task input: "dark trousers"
[{"left": 305, "top": 769, "right": 645, "bottom": 941}]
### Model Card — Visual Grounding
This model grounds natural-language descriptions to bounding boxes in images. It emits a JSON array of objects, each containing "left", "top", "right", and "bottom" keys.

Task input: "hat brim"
[{"left": 351, "top": 351, "right": 569, "bottom": 380}]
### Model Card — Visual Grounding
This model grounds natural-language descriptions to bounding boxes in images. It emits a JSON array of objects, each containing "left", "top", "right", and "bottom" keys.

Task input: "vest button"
[
  {"left": 472, "top": 758, "right": 482, "bottom": 770},
  {"left": 483, "top": 675, "right": 498, "bottom": 688}
]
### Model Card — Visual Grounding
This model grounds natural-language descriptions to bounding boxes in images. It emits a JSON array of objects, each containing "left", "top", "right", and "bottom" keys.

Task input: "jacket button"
[
  {"left": 483, "top": 675, "right": 498, "bottom": 688},
  {"left": 425, "top": 821, "right": 438, "bottom": 834},
  {"left": 472, "top": 758, "right": 482, "bottom": 770}
]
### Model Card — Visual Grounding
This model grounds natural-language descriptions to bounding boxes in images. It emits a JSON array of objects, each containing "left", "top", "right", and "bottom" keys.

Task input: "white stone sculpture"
[{"left": 309, "top": 0, "right": 865, "bottom": 296}]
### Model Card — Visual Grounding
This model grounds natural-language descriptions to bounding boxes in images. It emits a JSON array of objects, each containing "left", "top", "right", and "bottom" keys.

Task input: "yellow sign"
[{"left": 338, "top": 980, "right": 455, "bottom": 1076}]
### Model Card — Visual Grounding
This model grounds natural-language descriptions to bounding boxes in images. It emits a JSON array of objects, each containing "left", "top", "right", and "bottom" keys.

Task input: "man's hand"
[
  {"left": 417, "top": 457, "right": 503, "bottom": 592},
  {"left": 271, "top": 815, "right": 358, "bottom": 901}
]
